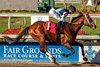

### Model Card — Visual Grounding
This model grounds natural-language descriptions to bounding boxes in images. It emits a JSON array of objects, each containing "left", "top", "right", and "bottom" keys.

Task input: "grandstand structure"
[
  {"left": 55, "top": 0, "right": 80, "bottom": 2},
  {"left": 0, "top": 0, "right": 38, "bottom": 11}
]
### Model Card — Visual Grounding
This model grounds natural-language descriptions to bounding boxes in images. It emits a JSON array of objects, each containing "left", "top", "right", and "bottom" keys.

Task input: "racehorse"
[{"left": 3, "top": 12, "right": 96, "bottom": 64}]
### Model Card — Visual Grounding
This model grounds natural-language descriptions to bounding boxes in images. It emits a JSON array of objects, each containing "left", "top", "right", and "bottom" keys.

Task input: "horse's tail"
[{"left": 3, "top": 27, "right": 29, "bottom": 44}]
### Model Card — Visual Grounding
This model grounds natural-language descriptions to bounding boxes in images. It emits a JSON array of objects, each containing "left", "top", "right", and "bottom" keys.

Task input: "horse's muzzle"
[{"left": 91, "top": 22, "right": 96, "bottom": 29}]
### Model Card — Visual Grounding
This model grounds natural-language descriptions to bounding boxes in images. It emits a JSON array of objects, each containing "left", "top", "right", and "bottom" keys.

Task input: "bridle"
[{"left": 83, "top": 14, "right": 95, "bottom": 28}]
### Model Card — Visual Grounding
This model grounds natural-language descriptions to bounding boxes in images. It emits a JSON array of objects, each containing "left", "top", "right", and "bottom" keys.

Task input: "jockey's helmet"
[{"left": 68, "top": 5, "right": 76, "bottom": 13}]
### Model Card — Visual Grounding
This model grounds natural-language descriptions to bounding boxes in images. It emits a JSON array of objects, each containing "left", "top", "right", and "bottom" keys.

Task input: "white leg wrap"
[{"left": 46, "top": 52, "right": 54, "bottom": 62}]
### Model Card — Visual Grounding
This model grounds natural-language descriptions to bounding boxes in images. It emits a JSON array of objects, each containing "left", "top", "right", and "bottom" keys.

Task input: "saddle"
[{"left": 46, "top": 21, "right": 62, "bottom": 34}]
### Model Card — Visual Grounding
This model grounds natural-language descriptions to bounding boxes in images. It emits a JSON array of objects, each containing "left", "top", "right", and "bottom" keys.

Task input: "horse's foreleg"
[
  {"left": 61, "top": 43, "right": 75, "bottom": 57},
  {"left": 73, "top": 41, "right": 88, "bottom": 61}
]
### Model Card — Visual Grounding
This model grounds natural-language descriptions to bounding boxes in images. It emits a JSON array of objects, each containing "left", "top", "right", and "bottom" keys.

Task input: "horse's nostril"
[{"left": 95, "top": 25, "right": 96, "bottom": 29}]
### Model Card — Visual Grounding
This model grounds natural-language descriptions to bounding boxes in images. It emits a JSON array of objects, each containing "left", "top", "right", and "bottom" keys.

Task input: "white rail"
[
  {"left": 0, "top": 13, "right": 100, "bottom": 29},
  {"left": 0, "top": 34, "right": 100, "bottom": 40},
  {"left": 0, "top": 14, "right": 100, "bottom": 18}
]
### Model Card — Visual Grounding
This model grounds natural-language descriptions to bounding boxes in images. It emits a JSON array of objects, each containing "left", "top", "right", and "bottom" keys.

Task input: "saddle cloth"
[{"left": 46, "top": 21, "right": 62, "bottom": 34}]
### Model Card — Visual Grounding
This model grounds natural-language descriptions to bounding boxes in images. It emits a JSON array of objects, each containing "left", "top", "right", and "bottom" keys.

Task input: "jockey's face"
[
  {"left": 68, "top": 9, "right": 75, "bottom": 14},
  {"left": 69, "top": 10, "right": 73, "bottom": 14}
]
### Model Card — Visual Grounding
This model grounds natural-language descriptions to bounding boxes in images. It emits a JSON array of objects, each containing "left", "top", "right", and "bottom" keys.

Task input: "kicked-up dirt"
[{"left": 0, "top": 62, "right": 100, "bottom": 67}]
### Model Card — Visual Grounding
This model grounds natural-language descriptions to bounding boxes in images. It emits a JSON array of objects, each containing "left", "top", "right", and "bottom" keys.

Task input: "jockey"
[{"left": 49, "top": 5, "right": 76, "bottom": 44}]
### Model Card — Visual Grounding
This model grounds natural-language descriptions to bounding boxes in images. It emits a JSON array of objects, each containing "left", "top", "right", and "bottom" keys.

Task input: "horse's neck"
[
  {"left": 71, "top": 24, "right": 83, "bottom": 34},
  {"left": 71, "top": 16, "right": 84, "bottom": 34}
]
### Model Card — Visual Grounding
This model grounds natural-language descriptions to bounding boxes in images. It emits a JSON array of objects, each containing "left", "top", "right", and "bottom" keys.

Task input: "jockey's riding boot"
[
  {"left": 56, "top": 33, "right": 61, "bottom": 44},
  {"left": 56, "top": 21, "right": 62, "bottom": 44},
  {"left": 56, "top": 21, "right": 62, "bottom": 33}
]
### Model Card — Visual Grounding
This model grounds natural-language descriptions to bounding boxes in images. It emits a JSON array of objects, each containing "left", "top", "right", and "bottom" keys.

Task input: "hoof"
[
  {"left": 60, "top": 52, "right": 64, "bottom": 55},
  {"left": 83, "top": 56, "right": 88, "bottom": 61},
  {"left": 51, "top": 57, "right": 58, "bottom": 65},
  {"left": 60, "top": 52, "right": 69, "bottom": 57},
  {"left": 52, "top": 57, "right": 56, "bottom": 62},
  {"left": 52, "top": 57, "right": 59, "bottom": 65},
  {"left": 54, "top": 62, "right": 59, "bottom": 65}
]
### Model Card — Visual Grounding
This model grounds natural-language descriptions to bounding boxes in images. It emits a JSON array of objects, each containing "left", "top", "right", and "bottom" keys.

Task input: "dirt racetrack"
[{"left": 0, "top": 62, "right": 100, "bottom": 67}]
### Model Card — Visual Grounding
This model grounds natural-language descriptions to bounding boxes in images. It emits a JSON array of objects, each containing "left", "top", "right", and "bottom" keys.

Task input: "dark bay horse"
[{"left": 3, "top": 12, "right": 96, "bottom": 63}]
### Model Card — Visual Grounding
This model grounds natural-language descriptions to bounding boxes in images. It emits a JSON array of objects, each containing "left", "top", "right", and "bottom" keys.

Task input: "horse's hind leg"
[
  {"left": 61, "top": 43, "right": 75, "bottom": 57},
  {"left": 30, "top": 34, "right": 57, "bottom": 64},
  {"left": 40, "top": 42, "right": 55, "bottom": 62},
  {"left": 39, "top": 39, "right": 58, "bottom": 64}
]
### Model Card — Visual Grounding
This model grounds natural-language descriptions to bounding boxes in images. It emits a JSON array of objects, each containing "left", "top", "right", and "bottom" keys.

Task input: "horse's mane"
[{"left": 71, "top": 14, "right": 83, "bottom": 23}]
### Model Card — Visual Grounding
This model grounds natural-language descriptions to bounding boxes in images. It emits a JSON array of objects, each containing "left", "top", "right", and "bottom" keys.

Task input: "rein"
[{"left": 84, "top": 14, "right": 91, "bottom": 26}]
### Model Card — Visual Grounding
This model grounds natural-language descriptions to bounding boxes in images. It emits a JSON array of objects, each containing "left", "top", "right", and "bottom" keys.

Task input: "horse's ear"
[
  {"left": 79, "top": 12, "right": 89, "bottom": 15},
  {"left": 79, "top": 12, "right": 83, "bottom": 15},
  {"left": 87, "top": 12, "right": 89, "bottom": 14}
]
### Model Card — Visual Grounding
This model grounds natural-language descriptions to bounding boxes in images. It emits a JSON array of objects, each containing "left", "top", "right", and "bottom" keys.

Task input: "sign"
[
  {"left": 0, "top": 42, "right": 78, "bottom": 62},
  {"left": 79, "top": 42, "right": 100, "bottom": 62},
  {"left": 31, "top": 14, "right": 49, "bottom": 24}
]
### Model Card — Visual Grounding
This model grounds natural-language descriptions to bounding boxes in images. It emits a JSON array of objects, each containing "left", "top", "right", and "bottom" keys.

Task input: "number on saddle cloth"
[
  {"left": 46, "top": 21, "right": 64, "bottom": 34},
  {"left": 46, "top": 21, "right": 56, "bottom": 34}
]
